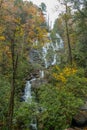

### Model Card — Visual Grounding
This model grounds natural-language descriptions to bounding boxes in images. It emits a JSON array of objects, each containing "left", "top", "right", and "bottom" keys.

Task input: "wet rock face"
[
  {"left": 29, "top": 34, "right": 63, "bottom": 68},
  {"left": 31, "top": 78, "right": 47, "bottom": 89},
  {"left": 29, "top": 49, "right": 42, "bottom": 64},
  {"left": 27, "top": 70, "right": 40, "bottom": 80}
]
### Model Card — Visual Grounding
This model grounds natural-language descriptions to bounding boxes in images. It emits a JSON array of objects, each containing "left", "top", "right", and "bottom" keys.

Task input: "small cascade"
[
  {"left": 23, "top": 78, "right": 38, "bottom": 130},
  {"left": 51, "top": 42, "right": 55, "bottom": 51},
  {"left": 23, "top": 78, "right": 37, "bottom": 102},
  {"left": 42, "top": 46, "right": 48, "bottom": 68},
  {"left": 52, "top": 54, "right": 57, "bottom": 65},
  {"left": 23, "top": 69, "right": 45, "bottom": 130},
  {"left": 40, "top": 70, "right": 44, "bottom": 78},
  {"left": 23, "top": 81, "right": 32, "bottom": 102},
  {"left": 30, "top": 117, "right": 37, "bottom": 130},
  {"left": 55, "top": 41, "right": 60, "bottom": 50},
  {"left": 56, "top": 33, "right": 64, "bottom": 48}
]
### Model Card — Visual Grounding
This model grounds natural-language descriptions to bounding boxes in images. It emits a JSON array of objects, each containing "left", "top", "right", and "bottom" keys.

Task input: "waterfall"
[
  {"left": 42, "top": 46, "right": 48, "bottom": 68},
  {"left": 40, "top": 70, "right": 44, "bottom": 78},
  {"left": 56, "top": 33, "right": 64, "bottom": 48},
  {"left": 23, "top": 78, "right": 37, "bottom": 130},
  {"left": 52, "top": 54, "right": 57, "bottom": 65},
  {"left": 30, "top": 119, "right": 37, "bottom": 130},
  {"left": 23, "top": 69, "right": 45, "bottom": 130},
  {"left": 23, "top": 32, "right": 64, "bottom": 129},
  {"left": 51, "top": 42, "right": 55, "bottom": 51},
  {"left": 23, "top": 81, "right": 32, "bottom": 102}
]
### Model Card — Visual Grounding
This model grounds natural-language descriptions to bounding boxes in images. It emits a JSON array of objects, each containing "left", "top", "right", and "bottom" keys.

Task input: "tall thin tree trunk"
[
  {"left": 65, "top": 3, "right": 72, "bottom": 65},
  {"left": 8, "top": 39, "right": 18, "bottom": 130},
  {"left": 8, "top": 71, "right": 15, "bottom": 130}
]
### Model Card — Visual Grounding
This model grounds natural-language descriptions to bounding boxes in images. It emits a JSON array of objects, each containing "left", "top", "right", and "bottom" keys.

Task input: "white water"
[
  {"left": 42, "top": 46, "right": 48, "bottom": 68},
  {"left": 40, "top": 70, "right": 44, "bottom": 78},
  {"left": 56, "top": 33, "right": 64, "bottom": 48},
  {"left": 52, "top": 54, "right": 57, "bottom": 65},
  {"left": 41, "top": 33, "right": 63, "bottom": 68},
  {"left": 23, "top": 81, "right": 32, "bottom": 102}
]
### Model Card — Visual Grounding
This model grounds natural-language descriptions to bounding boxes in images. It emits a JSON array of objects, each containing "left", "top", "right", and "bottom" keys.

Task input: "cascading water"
[
  {"left": 52, "top": 54, "right": 57, "bottom": 65},
  {"left": 23, "top": 33, "right": 64, "bottom": 102},
  {"left": 23, "top": 78, "right": 37, "bottom": 130},
  {"left": 56, "top": 33, "right": 64, "bottom": 48},
  {"left": 23, "top": 78, "right": 36, "bottom": 102},
  {"left": 40, "top": 70, "right": 44, "bottom": 78},
  {"left": 42, "top": 46, "right": 48, "bottom": 68},
  {"left": 23, "top": 33, "right": 64, "bottom": 130},
  {"left": 23, "top": 81, "right": 32, "bottom": 102}
]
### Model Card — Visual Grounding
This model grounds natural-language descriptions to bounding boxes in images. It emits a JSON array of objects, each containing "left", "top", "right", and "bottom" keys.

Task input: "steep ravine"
[{"left": 22, "top": 33, "right": 64, "bottom": 129}]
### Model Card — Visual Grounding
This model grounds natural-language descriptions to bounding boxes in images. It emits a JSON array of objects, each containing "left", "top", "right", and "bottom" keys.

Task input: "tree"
[
  {"left": 68, "top": 0, "right": 87, "bottom": 69},
  {"left": 53, "top": 0, "right": 73, "bottom": 65},
  {"left": 0, "top": 0, "right": 48, "bottom": 129},
  {"left": 64, "top": 2, "right": 72, "bottom": 65},
  {"left": 70, "top": 0, "right": 87, "bottom": 18}
]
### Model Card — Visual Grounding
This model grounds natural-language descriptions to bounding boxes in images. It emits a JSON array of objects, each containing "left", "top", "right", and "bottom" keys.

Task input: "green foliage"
[
  {"left": 37, "top": 84, "right": 83, "bottom": 130},
  {"left": 0, "top": 0, "right": 87, "bottom": 129},
  {"left": 73, "top": 10, "right": 87, "bottom": 69},
  {"left": 65, "top": 68, "right": 87, "bottom": 99},
  {"left": 0, "top": 77, "right": 10, "bottom": 128},
  {"left": 52, "top": 66, "right": 87, "bottom": 99},
  {"left": 15, "top": 59, "right": 32, "bottom": 97},
  {"left": 35, "top": 67, "right": 87, "bottom": 130},
  {"left": 14, "top": 101, "right": 38, "bottom": 129}
]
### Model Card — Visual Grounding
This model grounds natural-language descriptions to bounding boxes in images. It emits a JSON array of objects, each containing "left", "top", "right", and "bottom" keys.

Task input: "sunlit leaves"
[
  {"left": 52, "top": 66, "right": 77, "bottom": 83},
  {"left": 0, "top": 36, "right": 5, "bottom": 41}
]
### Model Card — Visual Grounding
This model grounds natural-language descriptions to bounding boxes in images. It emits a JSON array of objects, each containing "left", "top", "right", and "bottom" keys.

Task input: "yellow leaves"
[
  {"left": 15, "top": 24, "right": 24, "bottom": 38},
  {"left": 53, "top": 72, "right": 66, "bottom": 83},
  {"left": 52, "top": 66, "right": 77, "bottom": 83},
  {"left": 0, "top": 26, "right": 5, "bottom": 41},
  {"left": 0, "top": 36, "right": 5, "bottom": 41},
  {"left": 55, "top": 65, "right": 60, "bottom": 71},
  {"left": 63, "top": 67, "right": 77, "bottom": 76}
]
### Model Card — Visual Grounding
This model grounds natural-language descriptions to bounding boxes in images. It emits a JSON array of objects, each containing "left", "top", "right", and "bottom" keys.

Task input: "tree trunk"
[
  {"left": 8, "top": 39, "right": 18, "bottom": 130},
  {"left": 65, "top": 3, "right": 72, "bottom": 65},
  {"left": 8, "top": 72, "right": 15, "bottom": 130}
]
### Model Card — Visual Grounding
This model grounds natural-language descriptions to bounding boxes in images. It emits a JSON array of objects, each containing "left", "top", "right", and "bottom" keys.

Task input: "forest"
[{"left": 0, "top": 0, "right": 87, "bottom": 130}]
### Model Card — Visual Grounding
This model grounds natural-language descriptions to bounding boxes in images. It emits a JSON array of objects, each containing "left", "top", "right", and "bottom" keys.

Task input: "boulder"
[{"left": 72, "top": 111, "right": 87, "bottom": 127}]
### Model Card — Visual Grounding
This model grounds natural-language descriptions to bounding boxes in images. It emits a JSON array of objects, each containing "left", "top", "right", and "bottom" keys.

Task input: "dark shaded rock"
[
  {"left": 29, "top": 124, "right": 37, "bottom": 130},
  {"left": 29, "top": 49, "right": 42, "bottom": 64},
  {"left": 27, "top": 70, "right": 40, "bottom": 80},
  {"left": 72, "top": 111, "right": 87, "bottom": 127},
  {"left": 20, "top": 96, "right": 25, "bottom": 102}
]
